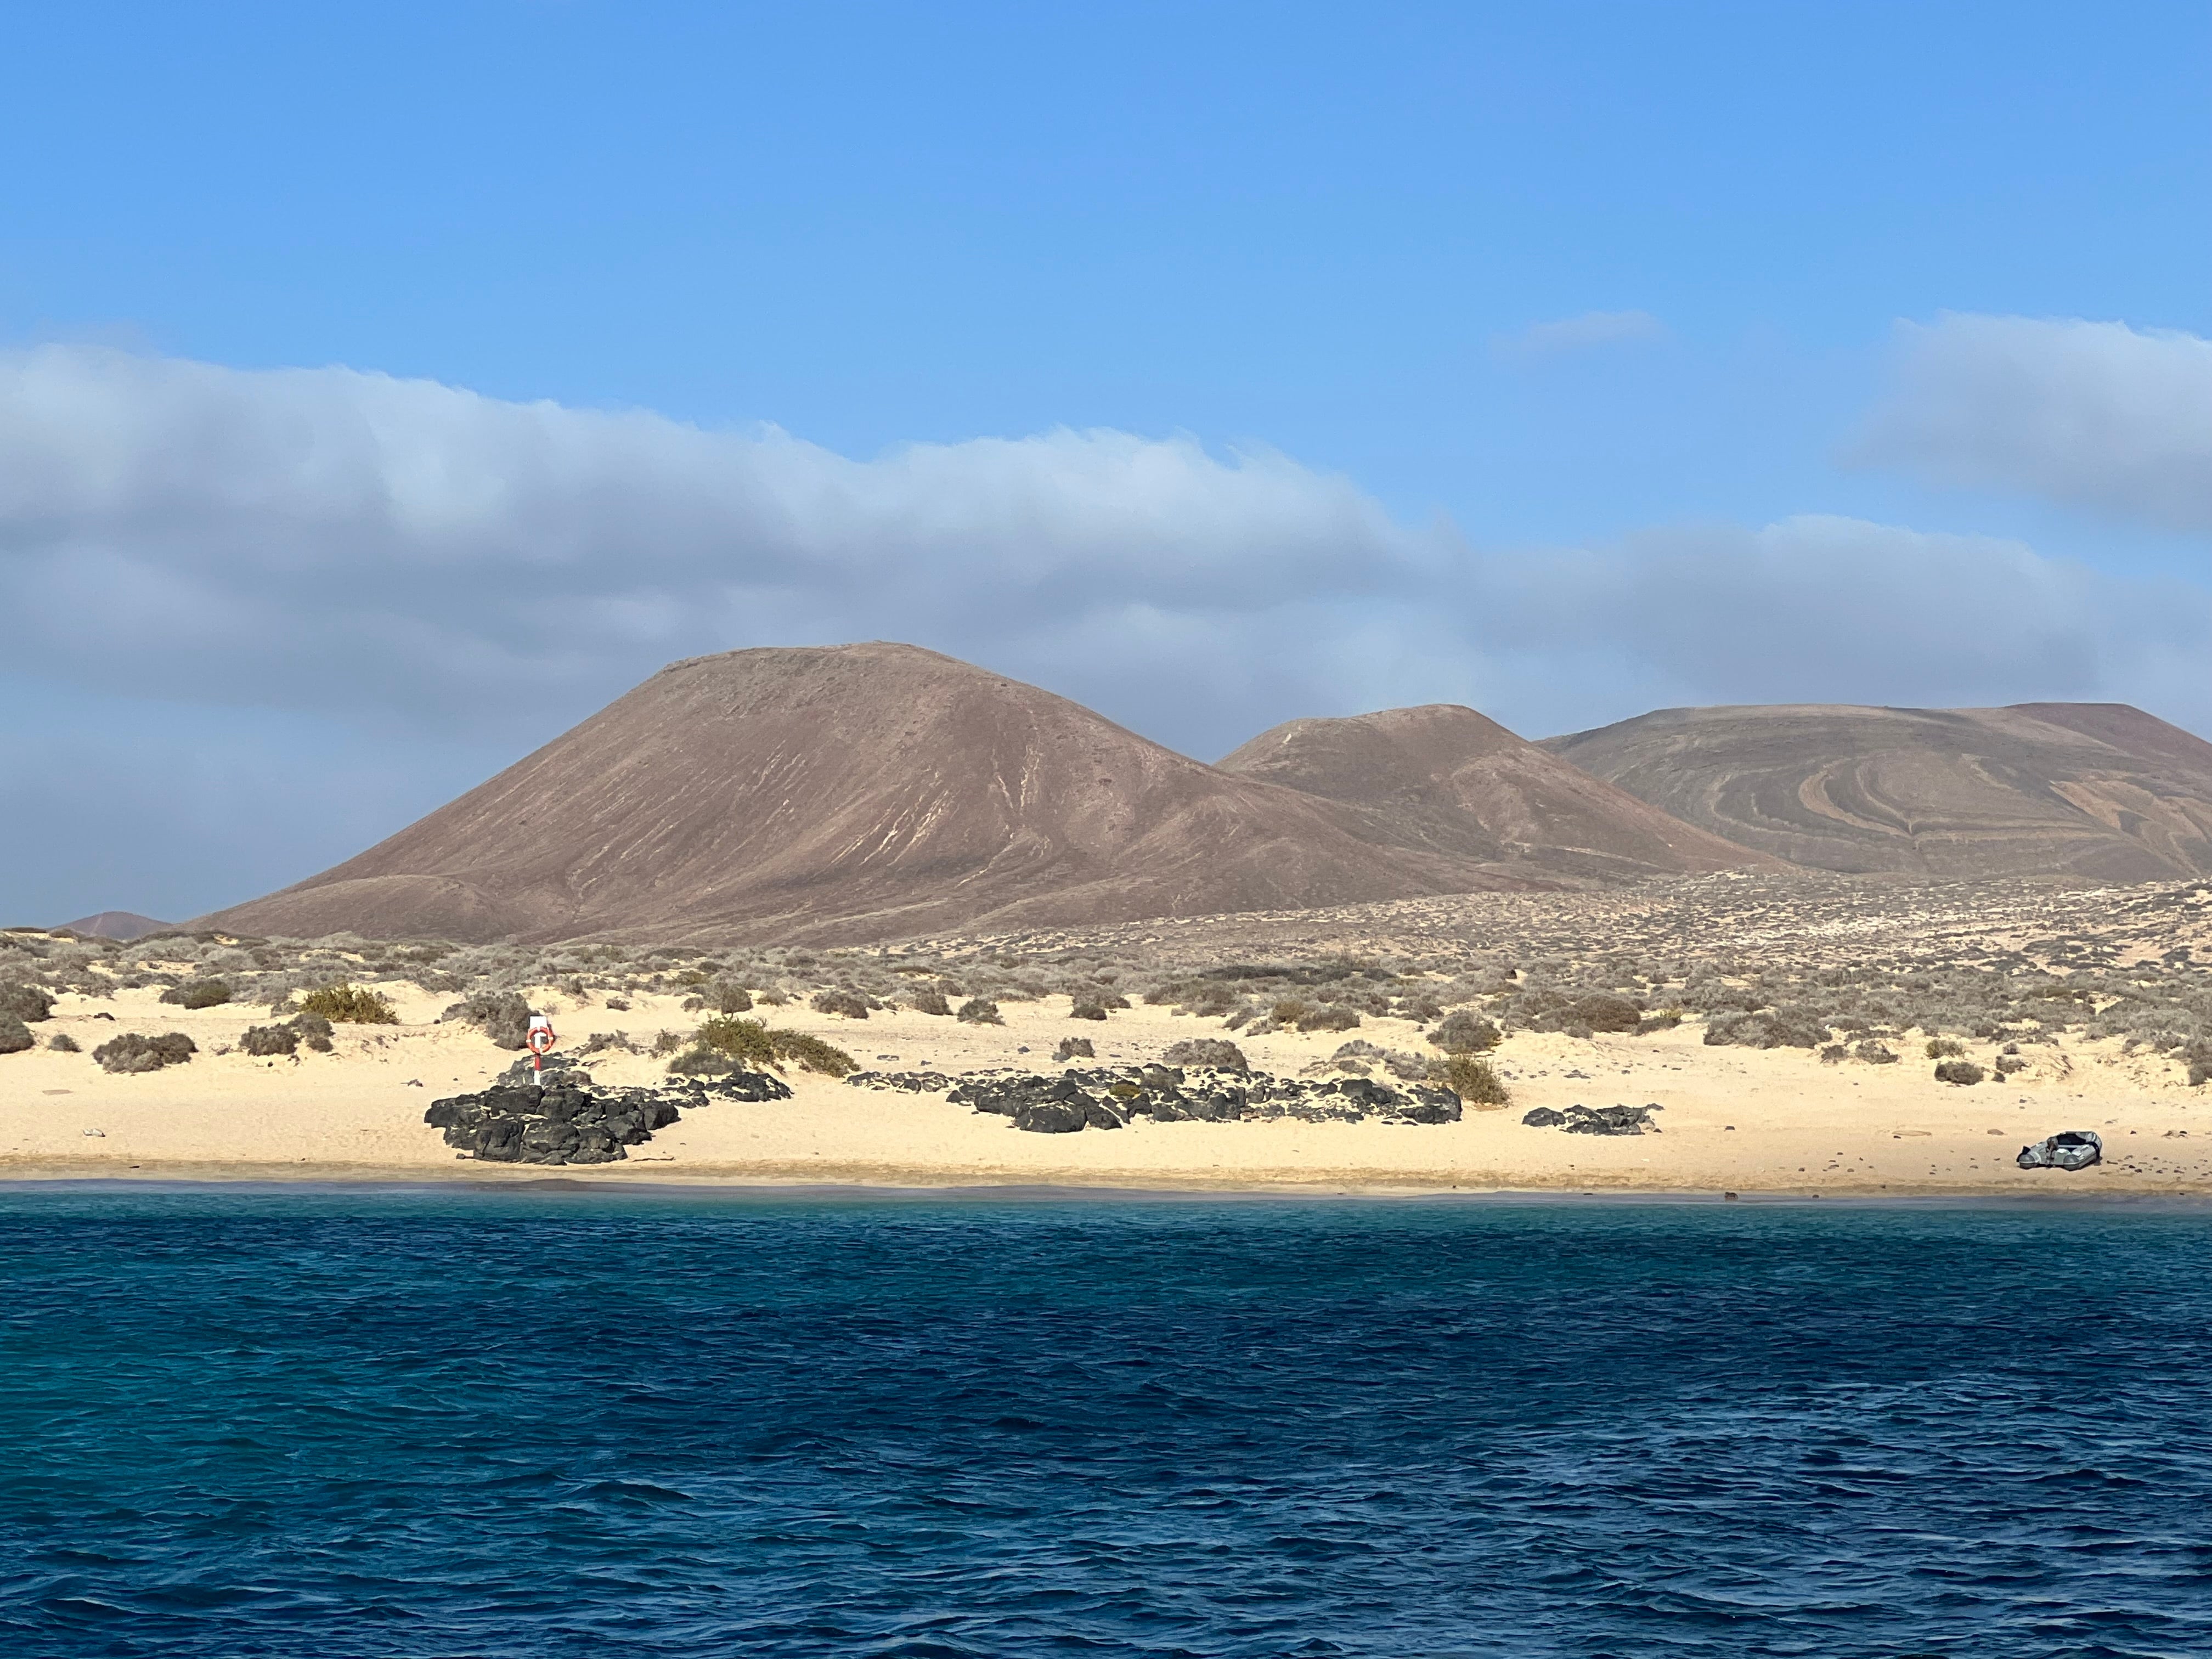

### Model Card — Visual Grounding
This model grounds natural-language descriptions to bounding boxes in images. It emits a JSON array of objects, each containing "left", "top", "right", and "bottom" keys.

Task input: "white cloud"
[
  {"left": 5, "top": 344, "right": 2211, "bottom": 919},
  {"left": 1858, "top": 313, "right": 2212, "bottom": 533},
  {"left": 1492, "top": 309, "right": 1667, "bottom": 359},
  {"left": 0, "top": 345, "right": 1437, "bottom": 746}
]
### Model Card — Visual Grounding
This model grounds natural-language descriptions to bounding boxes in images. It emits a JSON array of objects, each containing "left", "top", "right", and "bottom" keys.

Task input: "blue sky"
[{"left": 4, "top": 2, "right": 2209, "bottom": 921}]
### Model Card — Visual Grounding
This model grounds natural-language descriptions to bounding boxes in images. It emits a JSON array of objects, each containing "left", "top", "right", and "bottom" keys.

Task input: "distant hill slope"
[
  {"left": 196, "top": 645, "right": 1568, "bottom": 946},
  {"left": 1541, "top": 702, "right": 2212, "bottom": 879},
  {"left": 59, "top": 911, "right": 174, "bottom": 941},
  {"left": 1217, "top": 704, "right": 1783, "bottom": 882}
]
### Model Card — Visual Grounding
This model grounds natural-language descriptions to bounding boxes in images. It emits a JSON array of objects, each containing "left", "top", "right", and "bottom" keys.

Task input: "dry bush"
[
  {"left": 442, "top": 990, "right": 531, "bottom": 1049},
  {"left": 1161, "top": 1037, "right": 1248, "bottom": 1073},
  {"left": 957, "top": 998, "right": 1003, "bottom": 1026},
  {"left": 1070, "top": 1000, "right": 1108, "bottom": 1021},
  {"left": 1297, "top": 1005, "right": 1361, "bottom": 1033},
  {"left": 1427, "top": 1010, "right": 1500, "bottom": 1053},
  {"left": 47, "top": 1031, "right": 80, "bottom": 1053},
  {"left": 1934, "top": 1059, "right": 1986, "bottom": 1086},
  {"left": 0, "top": 1015, "right": 31, "bottom": 1054},
  {"left": 908, "top": 989, "right": 952, "bottom": 1017},
  {"left": 1703, "top": 1009, "right": 1827, "bottom": 1050},
  {"left": 1924, "top": 1037, "right": 1966, "bottom": 1059},
  {"left": 810, "top": 990, "right": 871, "bottom": 1019},
  {"left": 1054, "top": 1036, "right": 1095, "bottom": 1062},
  {"left": 240, "top": 1023, "right": 300, "bottom": 1058},
  {"left": 94, "top": 1031, "right": 196, "bottom": 1073},
  {"left": 1853, "top": 1041, "right": 1898, "bottom": 1065},
  {"left": 0, "top": 983, "right": 54, "bottom": 1023},
  {"left": 301, "top": 984, "right": 398, "bottom": 1025},
  {"left": 159, "top": 979, "right": 232, "bottom": 1009}
]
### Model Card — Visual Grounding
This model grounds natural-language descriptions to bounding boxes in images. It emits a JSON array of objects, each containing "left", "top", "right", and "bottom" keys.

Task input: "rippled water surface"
[{"left": 3, "top": 1188, "right": 2209, "bottom": 1657}]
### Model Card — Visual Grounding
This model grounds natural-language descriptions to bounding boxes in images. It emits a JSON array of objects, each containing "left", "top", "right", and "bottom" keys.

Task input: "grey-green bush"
[
  {"left": 0, "top": 1014, "right": 31, "bottom": 1054},
  {"left": 0, "top": 983, "right": 54, "bottom": 1023},
  {"left": 159, "top": 978, "right": 232, "bottom": 1009},
  {"left": 93, "top": 1031, "right": 197, "bottom": 1073},
  {"left": 1427, "top": 1010, "right": 1500, "bottom": 1053},
  {"left": 48, "top": 1031, "right": 81, "bottom": 1053}
]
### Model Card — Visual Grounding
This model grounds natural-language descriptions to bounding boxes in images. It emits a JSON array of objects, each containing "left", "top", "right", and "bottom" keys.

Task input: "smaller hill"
[
  {"left": 1216, "top": 704, "right": 1784, "bottom": 882},
  {"left": 60, "top": 911, "right": 173, "bottom": 941},
  {"left": 1542, "top": 702, "right": 2212, "bottom": 879}
]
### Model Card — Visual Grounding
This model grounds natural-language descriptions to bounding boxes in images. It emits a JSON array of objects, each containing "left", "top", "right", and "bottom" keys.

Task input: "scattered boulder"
[
  {"left": 1161, "top": 1037, "right": 1248, "bottom": 1073},
  {"left": 1522, "top": 1102, "right": 1662, "bottom": 1136},
  {"left": 847, "top": 1070, "right": 955, "bottom": 1093},
  {"left": 2017, "top": 1130, "right": 2101, "bottom": 1171}
]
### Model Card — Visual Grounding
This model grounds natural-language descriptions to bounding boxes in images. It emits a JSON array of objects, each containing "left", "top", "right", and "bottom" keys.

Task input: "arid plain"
[{"left": 8, "top": 872, "right": 2209, "bottom": 1194}]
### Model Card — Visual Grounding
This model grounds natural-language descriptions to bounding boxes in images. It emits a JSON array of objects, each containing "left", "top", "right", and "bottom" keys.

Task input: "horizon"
[{"left": 5, "top": 2, "right": 2208, "bottom": 921}]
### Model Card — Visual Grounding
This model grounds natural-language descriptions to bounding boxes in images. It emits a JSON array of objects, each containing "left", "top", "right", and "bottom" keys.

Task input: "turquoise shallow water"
[{"left": 2, "top": 1187, "right": 2209, "bottom": 1657}]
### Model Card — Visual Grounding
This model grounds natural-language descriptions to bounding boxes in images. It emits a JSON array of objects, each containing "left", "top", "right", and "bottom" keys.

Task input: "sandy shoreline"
[{"left": 7, "top": 976, "right": 2208, "bottom": 1197}]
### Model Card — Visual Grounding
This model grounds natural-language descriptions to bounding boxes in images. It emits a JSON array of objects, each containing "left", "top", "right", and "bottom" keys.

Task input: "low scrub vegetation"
[
  {"left": 300, "top": 984, "right": 398, "bottom": 1024},
  {"left": 669, "top": 1015, "right": 858, "bottom": 1079},
  {"left": 94, "top": 1031, "right": 197, "bottom": 1073},
  {"left": 159, "top": 978, "right": 232, "bottom": 1009}
]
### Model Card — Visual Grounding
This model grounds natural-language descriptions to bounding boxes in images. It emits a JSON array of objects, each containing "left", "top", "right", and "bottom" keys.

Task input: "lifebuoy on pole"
[{"left": 527, "top": 1014, "right": 556, "bottom": 1076}]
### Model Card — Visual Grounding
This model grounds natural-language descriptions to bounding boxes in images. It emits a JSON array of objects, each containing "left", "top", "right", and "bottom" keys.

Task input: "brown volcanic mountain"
[
  {"left": 197, "top": 645, "right": 1581, "bottom": 946},
  {"left": 1542, "top": 702, "right": 2212, "bottom": 879},
  {"left": 1217, "top": 704, "right": 1782, "bottom": 882}
]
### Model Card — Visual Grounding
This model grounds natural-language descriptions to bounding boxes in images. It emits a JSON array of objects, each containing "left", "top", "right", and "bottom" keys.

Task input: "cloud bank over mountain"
[
  {"left": 4, "top": 321, "right": 2208, "bottom": 919},
  {"left": 1860, "top": 314, "right": 2212, "bottom": 534}
]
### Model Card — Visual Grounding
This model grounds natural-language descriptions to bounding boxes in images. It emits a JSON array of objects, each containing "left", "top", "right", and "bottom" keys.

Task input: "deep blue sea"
[{"left": 3, "top": 1188, "right": 2209, "bottom": 1658}]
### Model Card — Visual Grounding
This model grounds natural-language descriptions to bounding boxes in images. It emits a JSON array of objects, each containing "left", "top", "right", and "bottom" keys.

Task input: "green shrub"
[
  {"left": 159, "top": 978, "right": 232, "bottom": 1009},
  {"left": 1925, "top": 1037, "right": 1966, "bottom": 1059},
  {"left": 93, "top": 1031, "right": 197, "bottom": 1073},
  {"left": 1427, "top": 1010, "right": 1501, "bottom": 1053},
  {"left": 957, "top": 998, "right": 1003, "bottom": 1025},
  {"left": 694, "top": 1016, "right": 777, "bottom": 1069},
  {"left": 770, "top": 1031, "right": 858, "bottom": 1077},
  {"left": 302, "top": 984, "right": 398, "bottom": 1025},
  {"left": 1432, "top": 1053, "right": 1510, "bottom": 1107}
]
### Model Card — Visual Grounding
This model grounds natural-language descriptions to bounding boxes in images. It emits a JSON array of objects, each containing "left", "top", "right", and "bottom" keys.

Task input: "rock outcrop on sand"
[
  {"left": 1521, "top": 1103, "right": 1663, "bottom": 1135},
  {"left": 2017, "top": 1130, "right": 2102, "bottom": 1171},
  {"left": 424, "top": 1057, "right": 789, "bottom": 1165},
  {"left": 848, "top": 1064, "right": 1464, "bottom": 1131},
  {"left": 1220, "top": 704, "right": 1780, "bottom": 883},
  {"left": 1543, "top": 702, "right": 2212, "bottom": 879}
]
